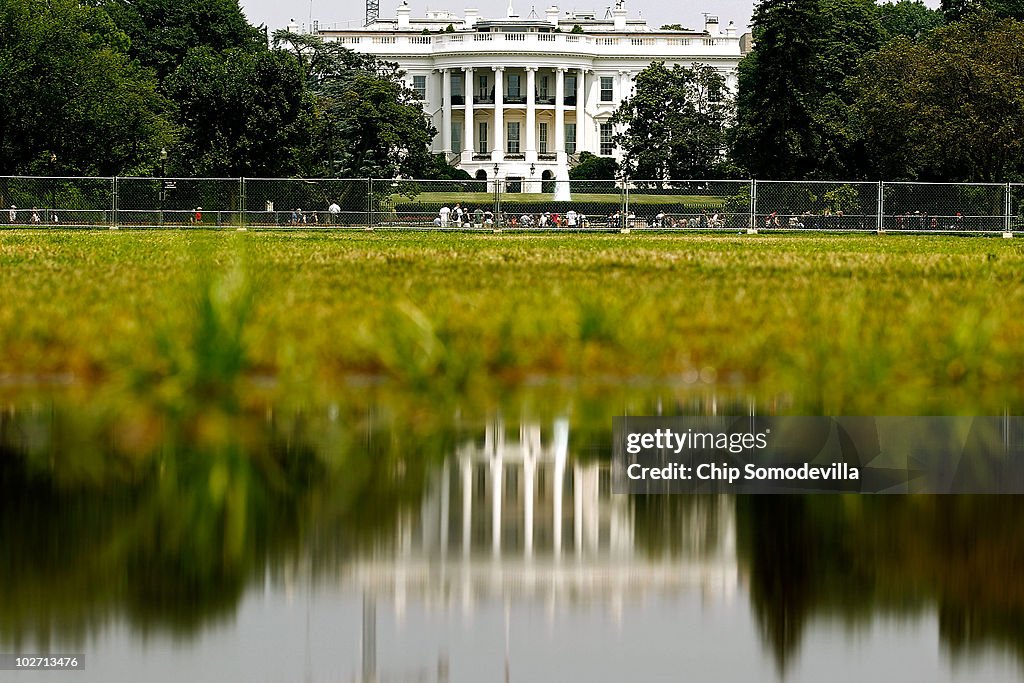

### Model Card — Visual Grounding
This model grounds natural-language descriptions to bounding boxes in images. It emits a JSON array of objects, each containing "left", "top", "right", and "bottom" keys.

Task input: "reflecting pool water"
[{"left": 1, "top": 387, "right": 1022, "bottom": 682}]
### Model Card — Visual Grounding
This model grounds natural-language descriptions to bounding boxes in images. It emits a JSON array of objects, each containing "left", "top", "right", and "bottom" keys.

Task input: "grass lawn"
[{"left": 1, "top": 230, "right": 1022, "bottom": 413}]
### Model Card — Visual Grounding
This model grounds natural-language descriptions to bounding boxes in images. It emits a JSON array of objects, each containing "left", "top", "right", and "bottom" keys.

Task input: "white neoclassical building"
[{"left": 314, "top": 1, "right": 746, "bottom": 189}]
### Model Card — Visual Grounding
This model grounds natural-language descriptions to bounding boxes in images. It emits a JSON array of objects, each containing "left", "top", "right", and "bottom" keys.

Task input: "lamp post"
[
  {"left": 49, "top": 153, "right": 56, "bottom": 223},
  {"left": 159, "top": 148, "right": 167, "bottom": 226}
]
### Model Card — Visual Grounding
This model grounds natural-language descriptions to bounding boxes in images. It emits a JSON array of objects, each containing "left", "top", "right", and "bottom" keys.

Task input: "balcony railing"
[{"left": 320, "top": 31, "right": 741, "bottom": 56}]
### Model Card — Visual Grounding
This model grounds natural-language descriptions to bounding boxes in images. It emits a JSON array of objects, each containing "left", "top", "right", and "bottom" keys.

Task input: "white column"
[
  {"left": 463, "top": 67, "right": 474, "bottom": 163},
  {"left": 492, "top": 67, "right": 504, "bottom": 162},
  {"left": 577, "top": 68, "right": 587, "bottom": 154},
  {"left": 525, "top": 67, "right": 537, "bottom": 160},
  {"left": 441, "top": 68, "right": 452, "bottom": 154},
  {"left": 554, "top": 68, "right": 566, "bottom": 164}
]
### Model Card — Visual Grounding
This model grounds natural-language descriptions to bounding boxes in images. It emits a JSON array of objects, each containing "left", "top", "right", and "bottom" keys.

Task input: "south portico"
[{"left": 433, "top": 62, "right": 591, "bottom": 193}]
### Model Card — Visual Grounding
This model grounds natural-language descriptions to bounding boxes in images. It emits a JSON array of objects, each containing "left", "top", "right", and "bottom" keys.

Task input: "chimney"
[
  {"left": 704, "top": 14, "right": 719, "bottom": 37},
  {"left": 612, "top": 7, "right": 626, "bottom": 30},
  {"left": 725, "top": 20, "right": 736, "bottom": 37},
  {"left": 465, "top": 8, "right": 478, "bottom": 27},
  {"left": 397, "top": 1, "right": 411, "bottom": 28},
  {"left": 546, "top": 6, "right": 559, "bottom": 26}
]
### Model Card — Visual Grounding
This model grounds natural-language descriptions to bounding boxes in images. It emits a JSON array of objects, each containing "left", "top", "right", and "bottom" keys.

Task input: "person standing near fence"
[
  {"left": 439, "top": 205, "right": 450, "bottom": 227},
  {"left": 473, "top": 206, "right": 483, "bottom": 227},
  {"left": 329, "top": 200, "right": 341, "bottom": 225},
  {"left": 8, "top": 205, "right": 16, "bottom": 224}
]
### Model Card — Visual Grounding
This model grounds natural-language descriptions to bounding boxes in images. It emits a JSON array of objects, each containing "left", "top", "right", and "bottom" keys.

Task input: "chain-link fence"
[
  {"left": 882, "top": 182, "right": 1008, "bottom": 233},
  {"left": 118, "top": 177, "right": 243, "bottom": 228},
  {"left": 1, "top": 176, "right": 1022, "bottom": 234},
  {"left": 371, "top": 178, "right": 492, "bottom": 230},
  {"left": 245, "top": 178, "right": 370, "bottom": 228},
  {"left": 627, "top": 180, "right": 752, "bottom": 231},
  {"left": 753, "top": 181, "right": 881, "bottom": 231},
  {"left": 1008, "top": 183, "right": 1024, "bottom": 233},
  {"left": 0, "top": 176, "right": 113, "bottom": 228}
]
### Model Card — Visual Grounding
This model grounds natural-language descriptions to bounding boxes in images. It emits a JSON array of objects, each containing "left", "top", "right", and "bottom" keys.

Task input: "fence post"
[
  {"left": 493, "top": 178, "right": 503, "bottom": 233},
  {"left": 110, "top": 176, "right": 119, "bottom": 230},
  {"left": 1005, "top": 182, "right": 1013, "bottom": 238},
  {"left": 366, "top": 178, "right": 374, "bottom": 231},
  {"left": 877, "top": 181, "right": 885, "bottom": 233},
  {"left": 748, "top": 179, "right": 758, "bottom": 234},
  {"left": 237, "top": 177, "right": 247, "bottom": 231},
  {"left": 621, "top": 177, "right": 630, "bottom": 233}
]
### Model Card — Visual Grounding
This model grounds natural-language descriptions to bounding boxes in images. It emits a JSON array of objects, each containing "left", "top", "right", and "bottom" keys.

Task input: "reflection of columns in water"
[
  {"left": 487, "top": 417, "right": 504, "bottom": 557},
  {"left": 461, "top": 454, "right": 472, "bottom": 558},
  {"left": 362, "top": 591, "right": 376, "bottom": 683},
  {"left": 552, "top": 418, "right": 568, "bottom": 558},
  {"left": 522, "top": 423, "right": 539, "bottom": 558}
]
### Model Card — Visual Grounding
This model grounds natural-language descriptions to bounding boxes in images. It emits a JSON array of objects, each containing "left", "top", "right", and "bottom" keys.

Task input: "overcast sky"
[{"left": 240, "top": 0, "right": 761, "bottom": 34}]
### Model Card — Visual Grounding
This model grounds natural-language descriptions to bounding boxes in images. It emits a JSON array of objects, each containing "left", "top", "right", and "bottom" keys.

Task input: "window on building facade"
[
  {"left": 412, "top": 75, "right": 426, "bottom": 100},
  {"left": 600, "top": 122, "right": 613, "bottom": 155},
  {"left": 452, "top": 124, "right": 462, "bottom": 154},
  {"left": 565, "top": 123, "right": 577, "bottom": 155},
  {"left": 451, "top": 74, "right": 464, "bottom": 104},
  {"left": 539, "top": 123, "right": 548, "bottom": 153},
  {"left": 478, "top": 122, "right": 488, "bottom": 154},
  {"left": 538, "top": 75, "right": 549, "bottom": 98},
  {"left": 478, "top": 74, "right": 488, "bottom": 98},
  {"left": 600, "top": 77, "right": 613, "bottom": 102},
  {"left": 507, "top": 122, "right": 521, "bottom": 154},
  {"left": 507, "top": 74, "right": 521, "bottom": 98}
]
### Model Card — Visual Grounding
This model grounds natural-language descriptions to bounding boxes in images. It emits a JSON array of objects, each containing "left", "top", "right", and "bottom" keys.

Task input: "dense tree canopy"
[
  {"left": 941, "top": 0, "right": 1024, "bottom": 20},
  {"left": 876, "top": 0, "right": 945, "bottom": 39},
  {"left": 569, "top": 152, "right": 620, "bottom": 180},
  {"left": 610, "top": 62, "right": 733, "bottom": 179},
  {"left": 732, "top": 0, "right": 885, "bottom": 179},
  {"left": 0, "top": 0, "right": 172, "bottom": 175},
  {"left": 852, "top": 12, "right": 1024, "bottom": 181},
  {"left": 274, "top": 31, "right": 438, "bottom": 179},
  {"left": 100, "top": 0, "right": 266, "bottom": 81},
  {"left": 165, "top": 48, "right": 306, "bottom": 177}
]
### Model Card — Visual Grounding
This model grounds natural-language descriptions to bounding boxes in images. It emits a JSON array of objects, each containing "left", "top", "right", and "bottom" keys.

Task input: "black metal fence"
[{"left": 2, "top": 177, "right": 1022, "bottom": 234}]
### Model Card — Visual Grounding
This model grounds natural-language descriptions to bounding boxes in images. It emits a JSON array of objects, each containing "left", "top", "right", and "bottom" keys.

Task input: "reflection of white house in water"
[{"left": 344, "top": 417, "right": 738, "bottom": 617}]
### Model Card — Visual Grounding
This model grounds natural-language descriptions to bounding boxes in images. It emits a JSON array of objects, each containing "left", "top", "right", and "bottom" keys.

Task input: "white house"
[{"left": 314, "top": 1, "right": 745, "bottom": 188}]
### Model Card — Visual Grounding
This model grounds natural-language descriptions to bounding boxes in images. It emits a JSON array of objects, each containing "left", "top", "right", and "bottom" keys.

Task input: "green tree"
[
  {"left": 422, "top": 155, "right": 473, "bottom": 180},
  {"left": 610, "top": 62, "right": 733, "bottom": 179},
  {"left": 101, "top": 0, "right": 266, "bottom": 81},
  {"left": 0, "top": 0, "right": 173, "bottom": 175},
  {"left": 569, "top": 152, "right": 619, "bottom": 180},
  {"left": 275, "top": 32, "right": 437, "bottom": 178},
  {"left": 941, "top": 0, "right": 1024, "bottom": 20},
  {"left": 852, "top": 12, "right": 1024, "bottom": 181},
  {"left": 876, "top": 0, "right": 945, "bottom": 39},
  {"left": 164, "top": 47, "right": 306, "bottom": 176},
  {"left": 732, "top": 0, "right": 882, "bottom": 179}
]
